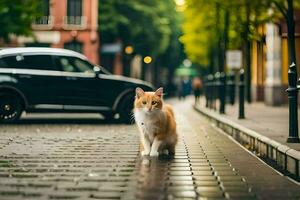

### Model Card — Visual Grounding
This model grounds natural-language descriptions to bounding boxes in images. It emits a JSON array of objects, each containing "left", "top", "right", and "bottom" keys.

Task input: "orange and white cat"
[{"left": 134, "top": 87, "right": 177, "bottom": 157}]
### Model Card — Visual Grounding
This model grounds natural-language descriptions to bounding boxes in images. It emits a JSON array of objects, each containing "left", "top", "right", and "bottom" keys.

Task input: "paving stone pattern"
[
  {"left": 0, "top": 125, "right": 139, "bottom": 200},
  {"left": 123, "top": 115, "right": 255, "bottom": 200},
  {"left": 0, "top": 102, "right": 299, "bottom": 199},
  {"left": 184, "top": 100, "right": 300, "bottom": 200}
]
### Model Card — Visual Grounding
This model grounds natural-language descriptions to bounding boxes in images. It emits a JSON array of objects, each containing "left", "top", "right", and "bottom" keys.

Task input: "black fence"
[{"left": 203, "top": 64, "right": 300, "bottom": 143}]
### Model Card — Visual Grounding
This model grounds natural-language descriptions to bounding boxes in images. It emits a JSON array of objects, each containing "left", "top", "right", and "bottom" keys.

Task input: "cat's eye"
[
  {"left": 142, "top": 101, "right": 147, "bottom": 105},
  {"left": 152, "top": 101, "right": 157, "bottom": 105}
]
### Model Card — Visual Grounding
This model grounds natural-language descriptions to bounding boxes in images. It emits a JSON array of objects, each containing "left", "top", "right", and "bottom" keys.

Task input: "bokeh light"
[
  {"left": 125, "top": 46, "right": 134, "bottom": 54},
  {"left": 143, "top": 56, "right": 152, "bottom": 64}
]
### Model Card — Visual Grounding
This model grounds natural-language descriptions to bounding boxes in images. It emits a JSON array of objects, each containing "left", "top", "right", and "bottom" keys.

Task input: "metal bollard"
[
  {"left": 286, "top": 62, "right": 300, "bottom": 143},
  {"left": 238, "top": 69, "right": 245, "bottom": 119},
  {"left": 207, "top": 75, "right": 214, "bottom": 109},
  {"left": 213, "top": 73, "right": 220, "bottom": 110},
  {"left": 219, "top": 72, "right": 226, "bottom": 114},
  {"left": 204, "top": 76, "right": 210, "bottom": 108},
  {"left": 227, "top": 71, "right": 235, "bottom": 105}
]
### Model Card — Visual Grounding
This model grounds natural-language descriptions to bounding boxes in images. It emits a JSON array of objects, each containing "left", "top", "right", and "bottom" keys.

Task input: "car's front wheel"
[
  {"left": 0, "top": 93, "right": 23, "bottom": 123},
  {"left": 118, "top": 93, "right": 135, "bottom": 124}
]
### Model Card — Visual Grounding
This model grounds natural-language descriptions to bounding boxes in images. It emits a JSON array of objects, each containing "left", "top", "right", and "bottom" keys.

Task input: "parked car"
[{"left": 0, "top": 47, "right": 153, "bottom": 123}]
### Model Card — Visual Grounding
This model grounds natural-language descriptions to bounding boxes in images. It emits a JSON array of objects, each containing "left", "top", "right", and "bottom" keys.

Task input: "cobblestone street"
[{"left": 0, "top": 100, "right": 300, "bottom": 200}]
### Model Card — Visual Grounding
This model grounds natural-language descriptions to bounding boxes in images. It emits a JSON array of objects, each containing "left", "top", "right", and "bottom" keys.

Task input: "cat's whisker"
[
  {"left": 130, "top": 116, "right": 135, "bottom": 123},
  {"left": 129, "top": 112, "right": 135, "bottom": 123}
]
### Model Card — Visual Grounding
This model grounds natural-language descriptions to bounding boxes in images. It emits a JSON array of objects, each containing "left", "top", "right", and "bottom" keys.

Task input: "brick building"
[{"left": 18, "top": 0, "right": 99, "bottom": 64}]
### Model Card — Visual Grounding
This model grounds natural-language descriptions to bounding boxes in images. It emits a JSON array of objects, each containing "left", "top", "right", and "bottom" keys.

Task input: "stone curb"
[{"left": 194, "top": 105, "right": 300, "bottom": 181}]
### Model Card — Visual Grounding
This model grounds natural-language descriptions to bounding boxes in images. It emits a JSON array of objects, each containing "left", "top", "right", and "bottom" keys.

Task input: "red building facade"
[{"left": 18, "top": 0, "right": 99, "bottom": 64}]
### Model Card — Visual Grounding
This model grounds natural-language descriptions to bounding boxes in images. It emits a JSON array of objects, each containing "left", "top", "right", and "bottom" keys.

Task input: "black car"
[{"left": 0, "top": 47, "right": 153, "bottom": 123}]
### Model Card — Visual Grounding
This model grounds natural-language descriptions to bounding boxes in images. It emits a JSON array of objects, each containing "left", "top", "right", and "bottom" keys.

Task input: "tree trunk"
[
  {"left": 215, "top": 3, "right": 221, "bottom": 73},
  {"left": 209, "top": 47, "right": 215, "bottom": 74},
  {"left": 153, "top": 59, "right": 159, "bottom": 87},
  {"left": 245, "top": 0, "right": 252, "bottom": 103},
  {"left": 287, "top": 0, "right": 296, "bottom": 66},
  {"left": 222, "top": 9, "right": 230, "bottom": 73}
]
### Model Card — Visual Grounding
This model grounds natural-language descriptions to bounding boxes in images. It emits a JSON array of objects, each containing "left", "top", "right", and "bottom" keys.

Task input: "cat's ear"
[
  {"left": 136, "top": 87, "right": 145, "bottom": 98},
  {"left": 155, "top": 87, "right": 163, "bottom": 98}
]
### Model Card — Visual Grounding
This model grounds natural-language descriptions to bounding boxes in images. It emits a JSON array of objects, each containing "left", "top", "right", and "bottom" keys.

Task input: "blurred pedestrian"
[
  {"left": 179, "top": 77, "right": 191, "bottom": 100},
  {"left": 192, "top": 77, "right": 202, "bottom": 105},
  {"left": 166, "top": 81, "right": 177, "bottom": 97}
]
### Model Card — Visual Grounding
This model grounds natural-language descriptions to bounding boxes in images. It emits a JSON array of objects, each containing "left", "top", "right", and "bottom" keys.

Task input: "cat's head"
[{"left": 134, "top": 87, "right": 163, "bottom": 114}]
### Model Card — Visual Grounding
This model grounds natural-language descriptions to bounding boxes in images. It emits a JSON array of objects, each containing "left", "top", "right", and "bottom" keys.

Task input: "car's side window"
[
  {"left": 73, "top": 58, "right": 94, "bottom": 73},
  {"left": 0, "top": 55, "right": 23, "bottom": 68},
  {"left": 23, "top": 55, "right": 55, "bottom": 70},
  {"left": 0, "top": 58, "right": 6, "bottom": 68},
  {"left": 56, "top": 56, "right": 93, "bottom": 74},
  {"left": 0, "top": 55, "right": 56, "bottom": 71},
  {"left": 57, "top": 57, "right": 77, "bottom": 72}
]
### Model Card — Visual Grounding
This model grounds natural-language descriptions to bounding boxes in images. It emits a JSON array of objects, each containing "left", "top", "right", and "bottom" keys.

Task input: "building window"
[
  {"left": 41, "top": 0, "right": 50, "bottom": 16},
  {"left": 64, "top": 0, "right": 86, "bottom": 29},
  {"left": 64, "top": 40, "right": 83, "bottom": 53},
  {"left": 67, "top": 0, "right": 82, "bottom": 17},
  {"left": 32, "top": 0, "right": 53, "bottom": 29},
  {"left": 66, "top": 0, "right": 82, "bottom": 25}
]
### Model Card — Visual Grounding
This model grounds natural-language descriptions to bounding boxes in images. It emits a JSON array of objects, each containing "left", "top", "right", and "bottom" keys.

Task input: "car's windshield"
[{"left": 98, "top": 65, "right": 111, "bottom": 75}]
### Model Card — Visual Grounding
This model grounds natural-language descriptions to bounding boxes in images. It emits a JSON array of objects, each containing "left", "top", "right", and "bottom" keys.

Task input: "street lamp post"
[
  {"left": 213, "top": 72, "right": 220, "bottom": 111},
  {"left": 204, "top": 76, "right": 209, "bottom": 108},
  {"left": 207, "top": 75, "right": 214, "bottom": 109},
  {"left": 227, "top": 71, "right": 235, "bottom": 105},
  {"left": 219, "top": 72, "right": 226, "bottom": 114}
]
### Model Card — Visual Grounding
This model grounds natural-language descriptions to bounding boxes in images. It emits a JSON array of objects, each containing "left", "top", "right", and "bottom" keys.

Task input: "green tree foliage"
[
  {"left": 99, "top": 0, "right": 185, "bottom": 86},
  {"left": 99, "top": 0, "right": 173, "bottom": 56},
  {"left": 181, "top": 0, "right": 300, "bottom": 102},
  {"left": 180, "top": 1, "right": 214, "bottom": 66},
  {"left": 0, "top": 0, "right": 41, "bottom": 42},
  {"left": 156, "top": 0, "right": 185, "bottom": 74},
  {"left": 180, "top": 0, "right": 293, "bottom": 68}
]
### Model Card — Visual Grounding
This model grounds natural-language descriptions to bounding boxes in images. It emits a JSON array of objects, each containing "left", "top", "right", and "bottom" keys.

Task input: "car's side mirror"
[{"left": 93, "top": 66, "right": 101, "bottom": 78}]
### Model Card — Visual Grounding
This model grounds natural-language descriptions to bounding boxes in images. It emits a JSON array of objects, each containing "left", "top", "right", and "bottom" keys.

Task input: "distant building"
[
  {"left": 17, "top": 0, "right": 99, "bottom": 64},
  {"left": 251, "top": 9, "right": 300, "bottom": 106}
]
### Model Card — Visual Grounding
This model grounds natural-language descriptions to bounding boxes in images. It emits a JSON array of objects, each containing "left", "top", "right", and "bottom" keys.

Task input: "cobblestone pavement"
[{"left": 0, "top": 100, "right": 300, "bottom": 200}]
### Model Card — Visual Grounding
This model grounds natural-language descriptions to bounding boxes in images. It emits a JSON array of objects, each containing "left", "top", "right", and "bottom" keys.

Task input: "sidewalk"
[
  {"left": 199, "top": 99, "right": 300, "bottom": 150},
  {"left": 194, "top": 97, "right": 300, "bottom": 180}
]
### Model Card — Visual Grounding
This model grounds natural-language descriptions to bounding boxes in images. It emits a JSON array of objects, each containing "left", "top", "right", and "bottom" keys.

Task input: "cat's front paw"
[
  {"left": 150, "top": 151, "right": 159, "bottom": 157},
  {"left": 141, "top": 150, "right": 150, "bottom": 156}
]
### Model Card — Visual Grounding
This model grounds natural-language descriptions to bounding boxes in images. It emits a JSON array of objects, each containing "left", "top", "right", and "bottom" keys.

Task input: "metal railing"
[
  {"left": 204, "top": 64, "right": 300, "bottom": 143},
  {"left": 32, "top": 16, "right": 54, "bottom": 30},
  {"left": 63, "top": 16, "right": 87, "bottom": 30},
  {"left": 204, "top": 69, "right": 245, "bottom": 118}
]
